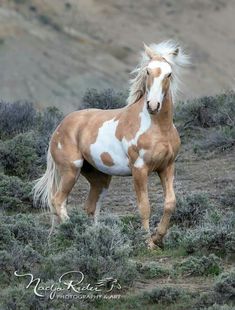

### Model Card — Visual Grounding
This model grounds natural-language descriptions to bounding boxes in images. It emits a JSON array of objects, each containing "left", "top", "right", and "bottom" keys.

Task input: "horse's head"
[
  {"left": 127, "top": 41, "right": 189, "bottom": 112},
  {"left": 144, "top": 43, "right": 177, "bottom": 114}
]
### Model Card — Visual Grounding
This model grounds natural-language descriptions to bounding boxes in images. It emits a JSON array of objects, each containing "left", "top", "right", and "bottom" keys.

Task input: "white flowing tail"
[{"left": 33, "top": 149, "right": 60, "bottom": 228}]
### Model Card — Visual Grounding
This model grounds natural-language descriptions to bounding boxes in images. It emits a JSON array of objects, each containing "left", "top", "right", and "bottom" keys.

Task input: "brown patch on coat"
[
  {"left": 152, "top": 55, "right": 165, "bottom": 62},
  {"left": 100, "top": 152, "right": 114, "bottom": 166},
  {"left": 148, "top": 67, "right": 161, "bottom": 77},
  {"left": 115, "top": 100, "right": 143, "bottom": 142}
]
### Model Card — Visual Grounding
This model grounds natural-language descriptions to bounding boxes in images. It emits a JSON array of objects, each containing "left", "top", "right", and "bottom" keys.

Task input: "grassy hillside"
[{"left": 0, "top": 91, "right": 234, "bottom": 309}]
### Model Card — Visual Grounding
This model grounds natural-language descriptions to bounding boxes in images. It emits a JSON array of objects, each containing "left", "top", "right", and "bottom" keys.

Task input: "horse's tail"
[{"left": 33, "top": 149, "right": 60, "bottom": 232}]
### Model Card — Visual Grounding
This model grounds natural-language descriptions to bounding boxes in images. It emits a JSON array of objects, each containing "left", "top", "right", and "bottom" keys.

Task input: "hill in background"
[{"left": 0, "top": 0, "right": 234, "bottom": 113}]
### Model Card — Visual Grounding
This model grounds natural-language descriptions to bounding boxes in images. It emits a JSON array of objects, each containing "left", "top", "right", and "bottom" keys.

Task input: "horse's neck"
[
  {"left": 153, "top": 91, "right": 174, "bottom": 130},
  {"left": 126, "top": 91, "right": 174, "bottom": 130}
]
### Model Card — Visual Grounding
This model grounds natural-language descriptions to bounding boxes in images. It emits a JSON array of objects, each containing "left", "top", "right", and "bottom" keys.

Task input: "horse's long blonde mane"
[{"left": 127, "top": 40, "right": 190, "bottom": 105}]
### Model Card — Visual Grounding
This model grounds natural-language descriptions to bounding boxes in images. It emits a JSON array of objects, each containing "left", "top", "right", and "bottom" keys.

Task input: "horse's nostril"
[{"left": 157, "top": 102, "right": 160, "bottom": 110}]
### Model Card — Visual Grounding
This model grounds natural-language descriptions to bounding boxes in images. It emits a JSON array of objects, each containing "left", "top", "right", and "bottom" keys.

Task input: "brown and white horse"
[{"left": 33, "top": 40, "right": 189, "bottom": 248}]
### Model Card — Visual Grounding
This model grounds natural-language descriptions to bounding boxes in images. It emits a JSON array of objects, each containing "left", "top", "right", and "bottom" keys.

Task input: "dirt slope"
[{"left": 0, "top": 0, "right": 234, "bottom": 112}]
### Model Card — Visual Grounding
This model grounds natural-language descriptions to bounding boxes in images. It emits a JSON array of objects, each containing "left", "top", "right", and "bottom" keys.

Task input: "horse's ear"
[
  {"left": 143, "top": 43, "right": 155, "bottom": 60},
  {"left": 172, "top": 47, "right": 179, "bottom": 56},
  {"left": 165, "top": 46, "right": 180, "bottom": 63}
]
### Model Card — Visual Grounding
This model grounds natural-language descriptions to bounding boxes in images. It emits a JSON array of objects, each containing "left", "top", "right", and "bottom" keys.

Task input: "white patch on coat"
[
  {"left": 147, "top": 60, "right": 172, "bottom": 111},
  {"left": 58, "top": 142, "right": 62, "bottom": 150},
  {"left": 90, "top": 104, "right": 151, "bottom": 175},
  {"left": 73, "top": 159, "right": 84, "bottom": 168},
  {"left": 134, "top": 149, "right": 146, "bottom": 168},
  {"left": 94, "top": 188, "right": 107, "bottom": 225},
  {"left": 148, "top": 60, "right": 171, "bottom": 72},
  {"left": 122, "top": 104, "right": 151, "bottom": 150}
]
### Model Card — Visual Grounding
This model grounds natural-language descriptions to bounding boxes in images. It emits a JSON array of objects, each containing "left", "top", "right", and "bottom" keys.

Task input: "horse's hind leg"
[
  {"left": 50, "top": 142, "right": 83, "bottom": 223},
  {"left": 52, "top": 165, "right": 80, "bottom": 223},
  {"left": 82, "top": 167, "right": 111, "bottom": 223}
]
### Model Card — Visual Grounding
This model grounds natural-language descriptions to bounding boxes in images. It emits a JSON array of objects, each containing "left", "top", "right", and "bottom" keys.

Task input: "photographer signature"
[{"left": 14, "top": 271, "right": 121, "bottom": 299}]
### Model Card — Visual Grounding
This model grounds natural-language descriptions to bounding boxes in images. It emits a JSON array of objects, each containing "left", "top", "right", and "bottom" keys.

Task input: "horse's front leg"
[
  {"left": 132, "top": 166, "right": 155, "bottom": 249},
  {"left": 152, "top": 163, "right": 176, "bottom": 247}
]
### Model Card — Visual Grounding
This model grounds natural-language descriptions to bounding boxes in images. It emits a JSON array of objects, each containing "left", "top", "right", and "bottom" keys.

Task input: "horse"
[{"left": 33, "top": 40, "right": 189, "bottom": 249}]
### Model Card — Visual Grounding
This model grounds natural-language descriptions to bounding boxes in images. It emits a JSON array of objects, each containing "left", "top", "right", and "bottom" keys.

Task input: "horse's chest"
[{"left": 149, "top": 135, "right": 180, "bottom": 170}]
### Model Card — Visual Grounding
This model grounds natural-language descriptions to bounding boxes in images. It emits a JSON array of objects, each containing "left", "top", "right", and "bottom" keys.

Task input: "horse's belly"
[
  {"left": 94, "top": 160, "right": 131, "bottom": 176},
  {"left": 90, "top": 145, "right": 131, "bottom": 176}
]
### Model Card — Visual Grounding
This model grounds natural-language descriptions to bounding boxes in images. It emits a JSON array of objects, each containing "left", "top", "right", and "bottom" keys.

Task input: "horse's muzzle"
[{"left": 147, "top": 101, "right": 161, "bottom": 114}]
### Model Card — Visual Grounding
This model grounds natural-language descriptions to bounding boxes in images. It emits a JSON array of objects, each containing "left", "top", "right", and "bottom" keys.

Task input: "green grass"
[{"left": 135, "top": 247, "right": 188, "bottom": 261}]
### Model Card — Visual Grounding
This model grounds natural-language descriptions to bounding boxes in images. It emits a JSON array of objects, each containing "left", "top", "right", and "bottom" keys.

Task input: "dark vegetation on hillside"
[
  {"left": 175, "top": 92, "right": 235, "bottom": 154},
  {"left": 0, "top": 91, "right": 234, "bottom": 309}
]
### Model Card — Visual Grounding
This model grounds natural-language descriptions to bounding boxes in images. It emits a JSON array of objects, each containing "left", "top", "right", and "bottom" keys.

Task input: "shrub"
[
  {"left": 176, "top": 92, "right": 235, "bottom": 153},
  {"left": 120, "top": 214, "right": 147, "bottom": 254},
  {"left": 181, "top": 211, "right": 235, "bottom": 255},
  {"left": 195, "top": 269, "right": 235, "bottom": 309},
  {"left": 34, "top": 107, "right": 63, "bottom": 166},
  {"left": 193, "top": 127, "right": 235, "bottom": 153},
  {"left": 0, "top": 214, "right": 47, "bottom": 252},
  {"left": 175, "top": 254, "right": 222, "bottom": 276},
  {"left": 1, "top": 211, "right": 138, "bottom": 289},
  {"left": 213, "top": 269, "right": 235, "bottom": 301},
  {"left": 176, "top": 92, "right": 235, "bottom": 129},
  {"left": 0, "top": 132, "right": 43, "bottom": 179},
  {"left": 36, "top": 107, "right": 63, "bottom": 138},
  {"left": 0, "top": 215, "right": 46, "bottom": 287},
  {"left": 51, "top": 211, "right": 91, "bottom": 250},
  {"left": 219, "top": 186, "right": 235, "bottom": 209},
  {"left": 45, "top": 212, "right": 137, "bottom": 285},
  {"left": 165, "top": 211, "right": 235, "bottom": 255},
  {"left": 0, "top": 283, "right": 88, "bottom": 310},
  {"left": 164, "top": 225, "right": 185, "bottom": 249},
  {"left": 0, "top": 250, "right": 15, "bottom": 286},
  {"left": 0, "top": 106, "right": 63, "bottom": 178},
  {"left": 0, "top": 174, "right": 32, "bottom": 211},
  {"left": 204, "top": 305, "right": 235, "bottom": 310},
  {"left": 142, "top": 286, "right": 185, "bottom": 304},
  {"left": 72, "top": 222, "right": 137, "bottom": 285},
  {"left": 0, "top": 101, "right": 36, "bottom": 139},
  {"left": 81, "top": 88, "right": 126, "bottom": 110},
  {"left": 0, "top": 285, "right": 43, "bottom": 310},
  {"left": 172, "top": 193, "right": 211, "bottom": 227},
  {"left": 138, "top": 261, "right": 169, "bottom": 279},
  {"left": 11, "top": 243, "right": 42, "bottom": 271},
  {"left": 0, "top": 224, "right": 12, "bottom": 250}
]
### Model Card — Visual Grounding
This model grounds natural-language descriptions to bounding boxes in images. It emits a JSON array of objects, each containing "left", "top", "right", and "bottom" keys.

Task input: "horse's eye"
[
  {"left": 167, "top": 73, "right": 172, "bottom": 78},
  {"left": 146, "top": 68, "right": 150, "bottom": 75}
]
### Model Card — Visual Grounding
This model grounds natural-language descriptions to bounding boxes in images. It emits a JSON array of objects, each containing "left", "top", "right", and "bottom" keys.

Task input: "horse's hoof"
[
  {"left": 60, "top": 215, "right": 70, "bottom": 223},
  {"left": 146, "top": 238, "right": 158, "bottom": 250},
  {"left": 151, "top": 233, "right": 165, "bottom": 250}
]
